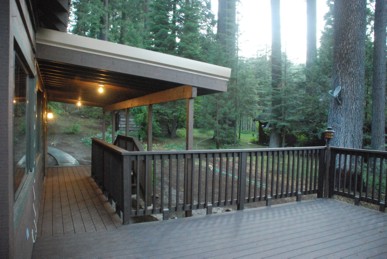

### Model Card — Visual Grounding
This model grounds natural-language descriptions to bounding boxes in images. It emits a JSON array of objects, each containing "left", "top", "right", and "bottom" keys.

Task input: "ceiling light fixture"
[
  {"left": 47, "top": 111, "right": 54, "bottom": 120},
  {"left": 98, "top": 84, "right": 105, "bottom": 94}
]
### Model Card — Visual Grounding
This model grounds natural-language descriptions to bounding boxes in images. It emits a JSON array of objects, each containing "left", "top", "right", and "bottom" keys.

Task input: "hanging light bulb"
[
  {"left": 47, "top": 111, "right": 54, "bottom": 120},
  {"left": 98, "top": 84, "right": 104, "bottom": 94}
]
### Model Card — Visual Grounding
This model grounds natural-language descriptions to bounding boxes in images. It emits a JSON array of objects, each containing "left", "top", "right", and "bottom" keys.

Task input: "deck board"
[{"left": 33, "top": 166, "right": 387, "bottom": 258}]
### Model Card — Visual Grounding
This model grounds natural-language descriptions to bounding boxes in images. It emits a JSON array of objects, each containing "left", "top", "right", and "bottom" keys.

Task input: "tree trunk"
[
  {"left": 306, "top": 0, "right": 316, "bottom": 81},
  {"left": 328, "top": 0, "right": 366, "bottom": 148},
  {"left": 371, "top": 0, "right": 386, "bottom": 151},
  {"left": 217, "top": 0, "right": 237, "bottom": 66},
  {"left": 99, "top": 0, "right": 109, "bottom": 40},
  {"left": 270, "top": 0, "right": 282, "bottom": 148}
]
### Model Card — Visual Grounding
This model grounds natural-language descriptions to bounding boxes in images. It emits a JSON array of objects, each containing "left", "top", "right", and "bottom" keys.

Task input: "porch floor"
[{"left": 33, "top": 166, "right": 387, "bottom": 258}]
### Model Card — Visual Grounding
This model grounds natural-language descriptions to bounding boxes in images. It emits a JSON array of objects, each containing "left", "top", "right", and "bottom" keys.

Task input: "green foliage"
[
  {"left": 48, "top": 102, "right": 66, "bottom": 116},
  {"left": 65, "top": 123, "right": 81, "bottom": 135}
]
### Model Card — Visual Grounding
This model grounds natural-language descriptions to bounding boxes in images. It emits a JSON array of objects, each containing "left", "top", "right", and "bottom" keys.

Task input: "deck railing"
[
  {"left": 91, "top": 138, "right": 325, "bottom": 224},
  {"left": 329, "top": 147, "right": 387, "bottom": 211}
]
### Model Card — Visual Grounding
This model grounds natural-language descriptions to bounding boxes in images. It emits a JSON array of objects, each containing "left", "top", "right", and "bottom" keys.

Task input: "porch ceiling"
[{"left": 36, "top": 29, "right": 231, "bottom": 109}]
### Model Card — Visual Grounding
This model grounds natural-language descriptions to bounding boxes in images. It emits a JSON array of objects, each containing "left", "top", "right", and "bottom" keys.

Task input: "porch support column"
[
  {"left": 111, "top": 111, "right": 116, "bottom": 144},
  {"left": 147, "top": 105, "right": 153, "bottom": 151},
  {"left": 102, "top": 110, "right": 106, "bottom": 141},
  {"left": 186, "top": 98, "right": 194, "bottom": 150},
  {"left": 125, "top": 108, "right": 130, "bottom": 136},
  {"left": 185, "top": 88, "right": 196, "bottom": 217}
]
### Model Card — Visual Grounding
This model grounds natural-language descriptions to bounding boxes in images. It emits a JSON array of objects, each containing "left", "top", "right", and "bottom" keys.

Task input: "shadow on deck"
[{"left": 33, "top": 166, "right": 387, "bottom": 258}]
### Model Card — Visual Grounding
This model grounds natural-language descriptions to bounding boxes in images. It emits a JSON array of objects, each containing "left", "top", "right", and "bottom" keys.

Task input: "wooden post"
[
  {"left": 185, "top": 97, "right": 194, "bottom": 217},
  {"left": 122, "top": 155, "right": 132, "bottom": 224},
  {"left": 102, "top": 110, "right": 106, "bottom": 141},
  {"left": 186, "top": 98, "right": 194, "bottom": 150},
  {"left": 324, "top": 146, "right": 332, "bottom": 198},
  {"left": 237, "top": 152, "right": 247, "bottom": 210},
  {"left": 147, "top": 105, "right": 153, "bottom": 151},
  {"left": 111, "top": 111, "right": 116, "bottom": 144},
  {"left": 125, "top": 108, "right": 130, "bottom": 136}
]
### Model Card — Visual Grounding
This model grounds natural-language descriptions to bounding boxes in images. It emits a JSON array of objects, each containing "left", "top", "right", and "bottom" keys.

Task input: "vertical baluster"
[
  {"left": 371, "top": 156, "right": 376, "bottom": 200},
  {"left": 152, "top": 157, "right": 156, "bottom": 214},
  {"left": 301, "top": 150, "right": 306, "bottom": 195},
  {"left": 378, "top": 157, "right": 383, "bottom": 203},
  {"left": 218, "top": 153, "right": 223, "bottom": 206},
  {"left": 259, "top": 151, "right": 264, "bottom": 200},
  {"left": 312, "top": 150, "right": 317, "bottom": 192},
  {"left": 310, "top": 150, "right": 315, "bottom": 193},
  {"left": 359, "top": 154, "right": 364, "bottom": 199},
  {"left": 290, "top": 150, "right": 295, "bottom": 196},
  {"left": 275, "top": 151, "right": 280, "bottom": 198},
  {"left": 285, "top": 150, "right": 290, "bottom": 196},
  {"left": 266, "top": 151, "right": 270, "bottom": 200},
  {"left": 295, "top": 150, "right": 300, "bottom": 195},
  {"left": 246, "top": 152, "right": 253, "bottom": 203},
  {"left": 365, "top": 153, "right": 370, "bottom": 199},
  {"left": 190, "top": 154, "right": 195, "bottom": 209},
  {"left": 280, "top": 150, "right": 285, "bottom": 197},
  {"left": 168, "top": 154, "right": 172, "bottom": 211},
  {"left": 176, "top": 155, "right": 180, "bottom": 212},
  {"left": 225, "top": 153, "right": 230, "bottom": 205},
  {"left": 160, "top": 155, "right": 165, "bottom": 213},
  {"left": 136, "top": 155, "right": 141, "bottom": 214},
  {"left": 354, "top": 155, "right": 359, "bottom": 196},
  {"left": 212, "top": 153, "right": 216, "bottom": 206},
  {"left": 254, "top": 152, "right": 258, "bottom": 201},
  {"left": 304, "top": 150, "right": 309, "bottom": 194},
  {"left": 343, "top": 154, "right": 348, "bottom": 194},
  {"left": 198, "top": 153, "right": 202, "bottom": 208},
  {"left": 348, "top": 154, "right": 354, "bottom": 195},
  {"left": 270, "top": 151, "right": 275, "bottom": 199},
  {"left": 231, "top": 152, "right": 236, "bottom": 204},
  {"left": 205, "top": 153, "right": 209, "bottom": 207},
  {"left": 144, "top": 155, "right": 149, "bottom": 215}
]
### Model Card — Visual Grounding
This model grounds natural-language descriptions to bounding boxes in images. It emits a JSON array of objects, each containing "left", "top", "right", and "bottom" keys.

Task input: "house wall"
[
  {"left": 0, "top": 1, "right": 46, "bottom": 258},
  {"left": 0, "top": 1, "right": 14, "bottom": 257}
]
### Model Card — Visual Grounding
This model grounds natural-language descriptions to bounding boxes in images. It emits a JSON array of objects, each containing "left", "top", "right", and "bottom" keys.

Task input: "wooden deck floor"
[{"left": 33, "top": 166, "right": 387, "bottom": 258}]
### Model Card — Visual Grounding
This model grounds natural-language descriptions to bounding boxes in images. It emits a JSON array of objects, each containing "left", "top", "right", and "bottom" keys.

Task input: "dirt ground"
[
  {"left": 47, "top": 133, "right": 92, "bottom": 165},
  {"left": 47, "top": 114, "right": 101, "bottom": 165}
]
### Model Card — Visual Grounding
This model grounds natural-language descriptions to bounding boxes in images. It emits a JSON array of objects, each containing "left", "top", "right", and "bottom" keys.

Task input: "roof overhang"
[{"left": 36, "top": 29, "right": 231, "bottom": 110}]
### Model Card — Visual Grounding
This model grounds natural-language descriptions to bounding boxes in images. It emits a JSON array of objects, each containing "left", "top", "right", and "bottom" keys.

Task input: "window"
[{"left": 13, "top": 54, "right": 28, "bottom": 194}]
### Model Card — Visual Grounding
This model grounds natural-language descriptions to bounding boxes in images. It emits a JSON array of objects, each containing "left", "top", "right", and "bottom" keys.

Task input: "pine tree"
[
  {"left": 328, "top": 0, "right": 367, "bottom": 148},
  {"left": 371, "top": 0, "right": 386, "bottom": 151}
]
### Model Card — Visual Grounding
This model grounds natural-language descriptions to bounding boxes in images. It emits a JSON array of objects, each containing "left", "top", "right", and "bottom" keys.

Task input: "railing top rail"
[
  {"left": 115, "top": 135, "right": 144, "bottom": 151},
  {"left": 92, "top": 138, "right": 131, "bottom": 155},
  {"left": 118, "top": 146, "right": 327, "bottom": 156},
  {"left": 331, "top": 146, "right": 387, "bottom": 156}
]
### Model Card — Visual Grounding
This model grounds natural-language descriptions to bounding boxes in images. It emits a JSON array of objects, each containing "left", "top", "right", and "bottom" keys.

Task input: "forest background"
[{"left": 49, "top": 0, "right": 386, "bottom": 150}]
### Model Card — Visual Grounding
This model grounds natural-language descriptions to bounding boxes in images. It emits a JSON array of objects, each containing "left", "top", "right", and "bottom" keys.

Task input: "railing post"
[
  {"left": 237, "top": 152, "right": 247, "bottom": 211},
  {"left": 323, "top": 146, "right": 332, "bottom": 198},
  {"left": 317, "top": 148, "right": 326, "bottom": 198},
  {"left": 122, "top": 155, "right": 132, "bottom": 224}
]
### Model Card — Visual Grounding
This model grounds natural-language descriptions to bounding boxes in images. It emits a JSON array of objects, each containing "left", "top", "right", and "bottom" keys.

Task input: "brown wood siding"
[{"left": 0, "top": 1, "right": 14, "bottom": 257}]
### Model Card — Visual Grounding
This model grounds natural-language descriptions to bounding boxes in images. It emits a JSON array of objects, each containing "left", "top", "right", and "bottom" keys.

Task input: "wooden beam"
[
  {"left": 147, "top": 105, "right": 153, "bottom": 151},
  {"left": 104, "top": 86, "right": 196, "bottom": 111}
]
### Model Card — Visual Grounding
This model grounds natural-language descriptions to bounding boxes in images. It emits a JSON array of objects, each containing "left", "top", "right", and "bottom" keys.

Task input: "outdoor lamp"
[
  {"left": 76, "top": 100, "right": 82, "bottom": 107},
  {"left": 98, "top": 84, "right": 104, "bottom": 94},
  {"left": 324, "top": 127, "right": 335, "bottom": 146},
  {"left": 46, "top": 110, "right": 54, "bottom": 120}
]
